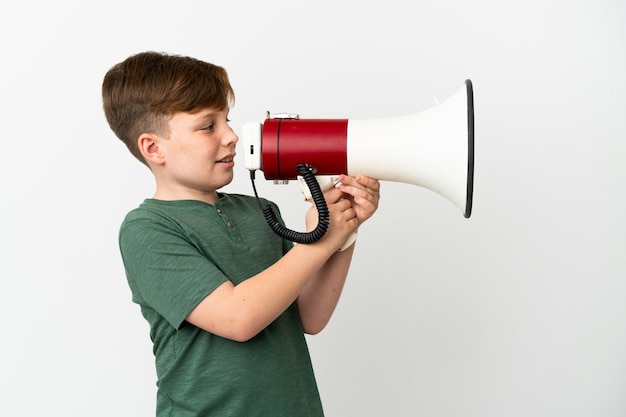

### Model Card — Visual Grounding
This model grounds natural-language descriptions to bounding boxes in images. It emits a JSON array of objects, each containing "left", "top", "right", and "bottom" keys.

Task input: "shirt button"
[
  {"left": 216, "top": 208, "right": 223, "bottom": 214},
  {"left": 226, "top": 221, "right": 234, "bottom": 228}
]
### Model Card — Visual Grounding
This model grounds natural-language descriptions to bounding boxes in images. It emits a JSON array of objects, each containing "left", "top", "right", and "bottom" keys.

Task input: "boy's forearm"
[
  {"left": 235, "top": 243, "right": 333, "bottom": 323},
  {"left": 296, "top": 243, "right": 355, "bottom": 335}
]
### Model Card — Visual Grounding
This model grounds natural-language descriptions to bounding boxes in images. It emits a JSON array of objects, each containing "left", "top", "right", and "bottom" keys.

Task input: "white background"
[{"left": 1, "top": 1, "right": 625, "bottom": 416}]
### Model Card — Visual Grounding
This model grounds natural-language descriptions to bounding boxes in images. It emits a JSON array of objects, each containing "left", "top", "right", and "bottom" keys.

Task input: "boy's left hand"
[{"left": 336, "top": 174, "right": 380, "bottom": 225}]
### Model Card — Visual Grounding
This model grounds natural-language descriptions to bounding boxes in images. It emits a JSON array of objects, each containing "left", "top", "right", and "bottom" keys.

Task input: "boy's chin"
[{"left": 217, "top": 173, "right": 235, "bottom": 188}]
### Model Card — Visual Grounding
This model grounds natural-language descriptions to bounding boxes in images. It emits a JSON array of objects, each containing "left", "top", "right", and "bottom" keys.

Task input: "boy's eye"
[{"left": 203, "top": 123, "right": 214, "bottom": 131}]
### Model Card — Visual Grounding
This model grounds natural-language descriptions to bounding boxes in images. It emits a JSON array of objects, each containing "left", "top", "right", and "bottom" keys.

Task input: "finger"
[
  {"left": 355, "top": 175, "right": 380, "bottom": 192},
  {"left": 338, "top": 181, "right": 378, "bottom": 204},
  {"left": 339, "top": 174, "right": 380, "bottom": 192},
  {"left": 323, "top": 186, "right": 345, "bottom": 204}
]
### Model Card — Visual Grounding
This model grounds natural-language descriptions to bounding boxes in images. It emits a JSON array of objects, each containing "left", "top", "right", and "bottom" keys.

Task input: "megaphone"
[{"left": 243, "top": 79, "right": 474, "bottom": 247}]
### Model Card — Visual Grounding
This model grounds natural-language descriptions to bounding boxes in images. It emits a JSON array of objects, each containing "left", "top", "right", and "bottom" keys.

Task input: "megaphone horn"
[{"left": 243, "top": 80, "right": 475, "bottom": 243}]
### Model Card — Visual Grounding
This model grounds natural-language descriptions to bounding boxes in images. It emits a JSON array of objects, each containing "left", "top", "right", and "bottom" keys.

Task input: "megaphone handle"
[{"left": 297, "top": 175, "right": 358, "bottom": 252}]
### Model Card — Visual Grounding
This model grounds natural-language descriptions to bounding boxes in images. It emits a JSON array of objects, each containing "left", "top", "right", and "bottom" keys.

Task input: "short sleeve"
[{"left": 119, "top": 214, "right": 229, "bottom": 330}]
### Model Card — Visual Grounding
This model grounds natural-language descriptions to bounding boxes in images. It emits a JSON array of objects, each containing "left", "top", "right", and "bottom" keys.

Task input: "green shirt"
[{"left": 119, "top": 194, "right": 324, "bottom": 417}]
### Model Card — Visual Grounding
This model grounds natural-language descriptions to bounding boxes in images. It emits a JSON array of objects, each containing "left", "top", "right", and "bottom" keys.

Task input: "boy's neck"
[{"left": 153, "top": 187, "right": 220, "bottom": 204}]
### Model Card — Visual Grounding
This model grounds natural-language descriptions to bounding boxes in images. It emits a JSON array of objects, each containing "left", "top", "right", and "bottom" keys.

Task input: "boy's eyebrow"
[
  {"left": 191, "top": 110, "right": 217, "bottom": 124},
  {"left": 195, "top": 108, "right": 226, "bottom": 119},
  {"left": 192, "top": 109, "right": 228, "bottom": 128}
]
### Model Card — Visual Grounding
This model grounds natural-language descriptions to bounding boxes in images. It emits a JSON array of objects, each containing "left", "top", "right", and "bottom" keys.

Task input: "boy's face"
[{"left": 154, "top": 107, "right": 238, "bottom": 201}]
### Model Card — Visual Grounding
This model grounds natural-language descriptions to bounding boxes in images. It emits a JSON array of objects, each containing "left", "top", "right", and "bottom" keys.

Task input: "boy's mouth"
[{"left": 216, "top": 154, "right": 235, "bottom": 163}]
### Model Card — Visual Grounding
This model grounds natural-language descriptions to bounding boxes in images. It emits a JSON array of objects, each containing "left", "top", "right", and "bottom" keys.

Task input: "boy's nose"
[{"left": 224, "top": 126, "right": 239, "bottom": 145}]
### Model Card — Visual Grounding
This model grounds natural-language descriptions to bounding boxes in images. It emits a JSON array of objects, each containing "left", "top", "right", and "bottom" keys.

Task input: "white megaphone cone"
[
  {"left": 243, "top": 80, "right": 475, "bottom": 247},
  {"left": 347, "top": 80, "right": 474, "bottom": 217}
]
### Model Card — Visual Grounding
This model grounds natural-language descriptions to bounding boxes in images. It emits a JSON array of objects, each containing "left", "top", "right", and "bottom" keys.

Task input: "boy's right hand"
[{"left": 305, "top": 187, "right": 358, "bottom": 252}]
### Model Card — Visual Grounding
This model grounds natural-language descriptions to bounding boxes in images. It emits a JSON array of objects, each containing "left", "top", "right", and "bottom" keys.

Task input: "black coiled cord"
[{"left": 250, "top": 164, "right": 329, "bottom": 244}]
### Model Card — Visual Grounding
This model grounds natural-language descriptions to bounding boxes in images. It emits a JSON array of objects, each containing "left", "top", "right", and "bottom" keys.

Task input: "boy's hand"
[
  {"left": 305, "top": 187, "right": 358, "bottom": 250},
  {"left": 336, "top": 174, "right": 380, "bottom": 225}
]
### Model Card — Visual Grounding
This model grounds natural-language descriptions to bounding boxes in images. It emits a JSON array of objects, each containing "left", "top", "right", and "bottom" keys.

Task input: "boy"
[{"left": 102, "top": 51, "right": 380, "bottom": 417}]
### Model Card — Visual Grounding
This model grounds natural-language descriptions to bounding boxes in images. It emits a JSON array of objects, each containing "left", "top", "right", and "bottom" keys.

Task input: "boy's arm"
[
  {"left": 295, "top": 244, "right": 355, "bottom": 334},
  {"left": 296, "top": 174, "right": 381, "bottom": 334},
  {"left": 185, "top": 187, "right": 358, "bottom": 342}
]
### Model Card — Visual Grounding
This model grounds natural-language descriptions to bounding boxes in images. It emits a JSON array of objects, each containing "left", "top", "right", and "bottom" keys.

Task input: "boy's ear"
[{"left": 137, "top": 133, "right": 165, "bottom": 166}]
